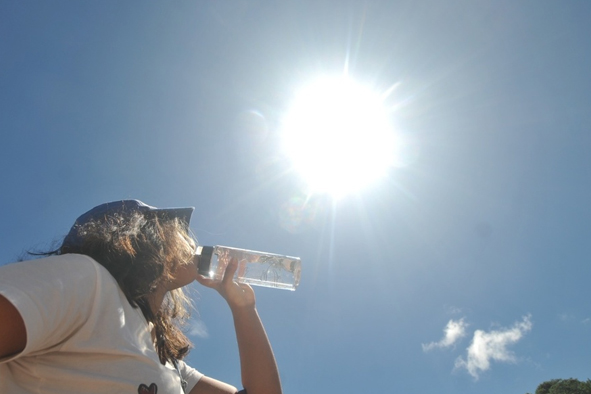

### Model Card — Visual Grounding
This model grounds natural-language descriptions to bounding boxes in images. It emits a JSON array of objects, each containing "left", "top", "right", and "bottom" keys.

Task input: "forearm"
[
  {"left": 230, "top": 305, "right": 282, "bottom": 394},
  {"left": 194, "top": 258, "right": 282, "bottom": 394}
]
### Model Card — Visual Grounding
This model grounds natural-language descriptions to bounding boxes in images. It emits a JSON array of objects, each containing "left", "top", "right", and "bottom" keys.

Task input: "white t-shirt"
[{"left": 0, "top": 254, "right": 203, "bottom": 393}]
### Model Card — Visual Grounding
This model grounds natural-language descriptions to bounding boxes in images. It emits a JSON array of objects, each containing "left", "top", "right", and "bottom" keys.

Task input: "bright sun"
[{"left": 282, "top": 76, "right": 396, "bottom": 197}]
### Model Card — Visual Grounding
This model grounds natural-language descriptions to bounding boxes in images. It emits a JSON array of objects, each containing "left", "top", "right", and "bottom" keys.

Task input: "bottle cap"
[{"left": 196, "top": 245, "right": 214, "bottom": 275}]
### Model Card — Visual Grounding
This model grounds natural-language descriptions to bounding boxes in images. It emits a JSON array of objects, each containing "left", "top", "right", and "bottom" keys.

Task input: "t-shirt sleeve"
[
  {"left": 177, "top": 359, "right": 204, "bottom": 392},
  {"left": 0, "top": 254, "right": 102, "bottom": 361}
]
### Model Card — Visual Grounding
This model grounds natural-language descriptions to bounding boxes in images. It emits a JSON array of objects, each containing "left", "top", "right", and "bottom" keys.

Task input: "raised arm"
[{"left": 192, "top": 258, "right": 282, "bottom": 394}]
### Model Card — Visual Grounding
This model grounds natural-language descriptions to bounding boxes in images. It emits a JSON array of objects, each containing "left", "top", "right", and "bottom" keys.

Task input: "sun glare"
[{"left": 282, "top": 76, "right": 396, "bottom": 197}]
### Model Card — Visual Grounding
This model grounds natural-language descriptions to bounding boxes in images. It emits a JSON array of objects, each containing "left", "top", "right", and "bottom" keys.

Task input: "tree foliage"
[{"left": 530, "top": 378, "right": 591, "bottom": 394}]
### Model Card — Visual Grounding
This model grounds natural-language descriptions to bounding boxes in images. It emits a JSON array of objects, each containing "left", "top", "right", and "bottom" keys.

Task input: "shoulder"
[
  {"left": 1, "top": 254, "right": 110, "bottom": 283},
  {"left": 0, "top": 254, "right": 120, "bottom": 360},
  {"left": 0, "top": 254, "right": 119, "bottom": 317}
]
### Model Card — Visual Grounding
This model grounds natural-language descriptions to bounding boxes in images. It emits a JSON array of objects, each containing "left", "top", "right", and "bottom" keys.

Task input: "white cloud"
[
  {"left": 188, "top": 318, "right": 209, "bottom": 338},
  {"left": 422, "top": 318, "right": 468, "bottom": 352},
  {"left": 454, "top": 315, "right": 532, "bottom": 380}
]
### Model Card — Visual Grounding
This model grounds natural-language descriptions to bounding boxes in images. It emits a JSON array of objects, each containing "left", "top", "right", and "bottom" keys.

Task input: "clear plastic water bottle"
[{"left": 196, "top": 245, "right": 301, "bottom": 291}]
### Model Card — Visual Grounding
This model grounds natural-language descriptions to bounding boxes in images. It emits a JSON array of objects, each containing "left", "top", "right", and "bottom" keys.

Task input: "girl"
[{"left": 0, "top": 200, "right": 282, "bottom": 394}]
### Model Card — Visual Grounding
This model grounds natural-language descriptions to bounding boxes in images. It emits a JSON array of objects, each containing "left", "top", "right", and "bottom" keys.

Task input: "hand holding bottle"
[{"left": 195, "top": 257, "right": 256, "bottom": 309}]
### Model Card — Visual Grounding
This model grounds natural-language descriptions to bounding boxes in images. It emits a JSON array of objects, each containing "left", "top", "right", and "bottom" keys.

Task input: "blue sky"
[{"left": 1, "top": 1, "right": 590, "bottom": 393}]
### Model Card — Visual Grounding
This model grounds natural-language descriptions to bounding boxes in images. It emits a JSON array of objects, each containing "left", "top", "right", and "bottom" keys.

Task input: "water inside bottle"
[{"left": 213, "top": 246, "right": 301, "bottom": 291}]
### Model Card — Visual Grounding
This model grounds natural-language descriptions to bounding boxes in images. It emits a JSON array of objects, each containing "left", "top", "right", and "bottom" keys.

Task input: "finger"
[
  {"left": 222, "top": 257, "right": 239, "bottom": 284},
  {"left": 194, "top": 273, "right": 219, "bottom": 289}
]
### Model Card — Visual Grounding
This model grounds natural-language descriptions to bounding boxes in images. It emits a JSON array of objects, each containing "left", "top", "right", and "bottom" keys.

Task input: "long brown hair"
[{"left": 55, "top": 211, "right": 195, "bottom": 364}]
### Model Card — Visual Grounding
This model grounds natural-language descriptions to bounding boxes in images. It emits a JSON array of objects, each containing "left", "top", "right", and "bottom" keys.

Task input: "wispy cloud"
[
  {"left": 454, "top": 315, "right": 532, "bottom": 380},
  {"left": 558, "top": 312, "right": 590, "bottom": 325},
  {"left": 559, "top": 313, "right": 575, "bottom": 322},
  {"left": 445, "top": 305, "right": 465, "bottom": 315},
  {"left": 188, "top": 318, "right": 209, "bottom": 338},
  {"left": 422, "top": 318, "right": 468, "bottom": 351}
]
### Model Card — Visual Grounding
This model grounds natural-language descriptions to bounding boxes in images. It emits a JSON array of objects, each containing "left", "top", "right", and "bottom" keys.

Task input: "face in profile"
[{"left": 164, "top": 232, "right": 198, "bottom": 291}]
